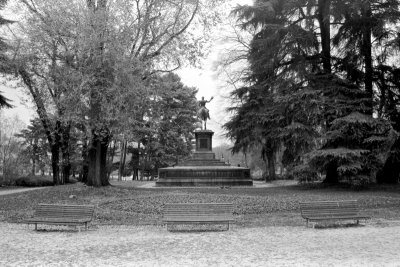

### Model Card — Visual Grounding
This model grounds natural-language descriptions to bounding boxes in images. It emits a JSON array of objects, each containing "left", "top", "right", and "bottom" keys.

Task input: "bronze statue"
[{"left": 198, "top": 96, "right": 213, "bottom": 130}]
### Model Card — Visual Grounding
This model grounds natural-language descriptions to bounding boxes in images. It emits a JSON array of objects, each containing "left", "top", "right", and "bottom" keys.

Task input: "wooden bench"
[
  {"left": 25, "top": 204, "right": 95, "bottom": 231},
  {"left": 162, "top": 203, "right": 234, "bottom": 231},
  {"left": 300, "top": 200, "right": 370, "bottom": 227}
]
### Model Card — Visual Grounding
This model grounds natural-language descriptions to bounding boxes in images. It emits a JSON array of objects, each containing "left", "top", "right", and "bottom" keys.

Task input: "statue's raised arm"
[{"left": 197, "top": 96, "right": 213, "bottom": 130}]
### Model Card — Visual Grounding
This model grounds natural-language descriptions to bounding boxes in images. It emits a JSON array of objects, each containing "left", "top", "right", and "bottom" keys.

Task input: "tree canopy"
[
  {"left": 224, "top": 0, "right": 400, "bottom": 185},
  {"left": 1, "top": 0, "right": 221, "bottom": 186}
]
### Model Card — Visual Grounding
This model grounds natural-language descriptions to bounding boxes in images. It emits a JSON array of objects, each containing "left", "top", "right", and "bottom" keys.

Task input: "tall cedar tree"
[{"left": 227, "top": 0, "right": 399, "bottom": 184}]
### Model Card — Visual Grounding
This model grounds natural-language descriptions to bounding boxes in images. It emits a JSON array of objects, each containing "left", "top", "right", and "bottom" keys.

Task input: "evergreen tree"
[
  {"left": 143, "top": 73, "right": 198, "bottom": 169},
  {"left": 308, "top": 112, "right": 394, "bottom": 186},
  {"left": 225, "top": 0, "right": 399, "bottom": 185},
  {"left": 15, "top": 118, "right": 49, "bottom": 176}
]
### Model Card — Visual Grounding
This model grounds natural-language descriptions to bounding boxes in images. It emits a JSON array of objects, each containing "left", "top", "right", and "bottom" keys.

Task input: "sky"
[{"left": 1, "top": 0, "right": 253, "bottom": 146}]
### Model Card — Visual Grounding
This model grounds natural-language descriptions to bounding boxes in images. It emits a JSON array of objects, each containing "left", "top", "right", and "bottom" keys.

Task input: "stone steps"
[
  {"left": 156, "top": 178, "right": 253, "bottom": 186},
  {"left": 179, "top": 160, "right": 228, "bottom": 166}
]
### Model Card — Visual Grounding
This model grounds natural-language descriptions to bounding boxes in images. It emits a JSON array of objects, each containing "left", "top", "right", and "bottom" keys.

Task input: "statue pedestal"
[
  {"left": 194, "top": 130, "right": 213, "bottom": 151},
  {"left": 156, "top": 130, "right": 253, "bottom": 187}
]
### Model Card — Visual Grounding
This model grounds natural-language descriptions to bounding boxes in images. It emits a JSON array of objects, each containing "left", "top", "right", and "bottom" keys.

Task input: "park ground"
[{"left": 1, "top": 180, "right": 400, "bottom": 266}]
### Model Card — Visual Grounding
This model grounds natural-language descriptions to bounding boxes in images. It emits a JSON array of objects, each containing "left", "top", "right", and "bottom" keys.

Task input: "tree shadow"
[{"left": 313, "top": 222, "right": 366, "bottom": 229}]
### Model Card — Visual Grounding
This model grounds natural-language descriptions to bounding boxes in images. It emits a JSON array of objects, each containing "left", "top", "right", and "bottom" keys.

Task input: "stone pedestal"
[
  {"left": 194, "top": 130, "right": 213, "bottom": 152},
  {"left": 156, "top": 129, "right": 253, "bottom": 187}
]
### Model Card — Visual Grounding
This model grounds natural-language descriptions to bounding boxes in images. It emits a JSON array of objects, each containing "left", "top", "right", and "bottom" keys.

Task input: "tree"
[
  {"left": 81, "top": 0, "right": 222, "bottom": 186},
  {"left": 148, "top": 73, "right": 198, "bottom": 168},
  {"left": 331, "top": 0, "right": 400, "bottom": 115},
  {"left": 224, "top": 0, "right": 400, "bottom": 185},
  {"left": 225, "top": 0, "right": 325, "bottom": 181},
  {"left": 11, "top": 0, "right": 222, "bottom": 186},
  {"left": 0, "top": 113, "right": 26, "bottom": 183},
  {"left": 0, "top": 0, "right": 13, "bottom": 109},
  {"left": 308, "top": 112, "right": 395, "bottom": 185},
  {"left": 15, "top": 118, "right": 50, "bottom": 176}
]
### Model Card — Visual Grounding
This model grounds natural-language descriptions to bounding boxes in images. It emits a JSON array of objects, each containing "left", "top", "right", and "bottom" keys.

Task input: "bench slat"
[
  {"left": 162, "top": 203, "right": 233, "bottom": 230},
  {"left": 26, "top": 204, "right": 95, "bottom": 231},
  {"left": 299, "top": 200, "right": 369, "bottom": 227}
]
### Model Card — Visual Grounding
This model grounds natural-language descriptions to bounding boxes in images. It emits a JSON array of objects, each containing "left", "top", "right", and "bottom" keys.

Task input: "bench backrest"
[
  {"left": 163, "top": 203, "right": 234, "bottom": 221},
  {"left": 34, "top": 204, "right": 95, "bottom": 220},
  {"left": 300, "top": 200, "right": 360, "bottom": 218}
]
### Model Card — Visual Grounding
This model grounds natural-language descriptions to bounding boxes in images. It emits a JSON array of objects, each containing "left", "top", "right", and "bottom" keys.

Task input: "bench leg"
[
  {"left": 227, "top": 222, "right": 229, "bottom": 231},
  {"left": 306, "top": 219, "right": 309, "bottom": 228},
  {"left": 85, "top": 222, "right": 88, "bottom": 231},
  {"left": 35, "top": 223, "right": 37, "bottom": 231}
]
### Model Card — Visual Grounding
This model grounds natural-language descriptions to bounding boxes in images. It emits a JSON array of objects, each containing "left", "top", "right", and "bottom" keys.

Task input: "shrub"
[
  {"left": 308, "top": 112, "right": 394, "bottom": 185},
  {"left": 291, "top": 164, "right": 320, "bottom": 184},
  {"left": 15, "top": 175, "right": 54, "bottom": 187},
  {"left": 0, "top": 174, "right": 20, "bottom": 186}
]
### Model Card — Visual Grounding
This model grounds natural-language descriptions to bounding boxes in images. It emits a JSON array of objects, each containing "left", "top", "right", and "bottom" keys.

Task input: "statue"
[{"left": 198, "top": 96, "right": 213, "bottom": 130}]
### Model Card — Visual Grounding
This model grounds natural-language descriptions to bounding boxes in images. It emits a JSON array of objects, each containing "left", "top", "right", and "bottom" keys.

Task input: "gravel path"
[
  {"left": 1, "top": 222, "right": 400, "bottom": 266},
  {"left": 110, "top": 180, "right": 297, "bottom": 188},
  {"left": 0, "top": 187, "right": 47, "bottom": 196}
]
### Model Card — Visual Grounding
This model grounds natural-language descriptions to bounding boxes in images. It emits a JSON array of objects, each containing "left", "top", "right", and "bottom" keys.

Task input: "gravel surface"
[{"left": 1, "top": 221, "right": 400, "bottom": 266}]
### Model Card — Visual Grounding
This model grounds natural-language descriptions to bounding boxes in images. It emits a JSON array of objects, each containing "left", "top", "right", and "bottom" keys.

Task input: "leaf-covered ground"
[{"left": 1, "top": 182, "right": 400, "bottom": 227}]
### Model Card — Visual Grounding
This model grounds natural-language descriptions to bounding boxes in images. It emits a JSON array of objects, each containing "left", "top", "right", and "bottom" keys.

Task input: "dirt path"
[
  {"left": 0, "top": 187, "right": 47, "bottom": 196},
  {"left": 1, "top": 222, "right": 400, "bottom": 266}
]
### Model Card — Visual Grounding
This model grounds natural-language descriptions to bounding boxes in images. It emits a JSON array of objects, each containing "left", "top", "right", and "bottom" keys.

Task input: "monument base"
[
  {"left": 156, "top": 129, "right": 253, "bottom": 187},
  {"left": 156, "top": 166, "right": 253, "bottom": 187}
]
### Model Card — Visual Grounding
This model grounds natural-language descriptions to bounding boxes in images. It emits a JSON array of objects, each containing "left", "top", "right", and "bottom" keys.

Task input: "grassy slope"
[{"left": 1, "top": 182, "right": 400, "bottom": 227}]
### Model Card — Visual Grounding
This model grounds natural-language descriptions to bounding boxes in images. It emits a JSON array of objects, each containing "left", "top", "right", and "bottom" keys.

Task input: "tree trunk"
[
  {"left": 265, "top": 151, "right": 276, "bottom": 182},
  {"left": 323, "top": 161, "right": 339, "bottom": 184},
  {"left": 31, "top": 156, "right": 36, "bottom": 176},
  {"left": 31, "top": 140, "right": 36, "bottom": 176},
  {"left": 51, "top": 143, "right": 60, "bottom": 185},
  {"left": 317, "top": 0, "right": 331, "bottom": 73},
  {"left": 107, "top": 140, "right": 116, "bottom": 180},
  {"left": 361, "top": 4, "right": 373, "bottom": 115},
  {"left": 85, "top": 0, "right": 109, "bottom": 187},
  {"left": 80, "top": 136, "right": 89, "bottom": 183},
  {"left": 18, "top": 69, "right": 62, "bottom": 185},
  {"left": 377, "top": 137, "right": 400, "bottom": 184},
  {"left": 100, "top": 137, "right": 110, "bottom": 185},
  {"left": 87, "top": 138, "right": 100, "bottom": 187},
  {"left": 61, "top": 122, "right": 71, "bottom": 183},
  {"left": 118, "top": 139, "right": 127, "bottom": 181},
  {"left": 87, "top": 130, "right": 110, "bottom": 187},
  {"left": 134, "top": 142, "right": 141, "bottom": 180}
]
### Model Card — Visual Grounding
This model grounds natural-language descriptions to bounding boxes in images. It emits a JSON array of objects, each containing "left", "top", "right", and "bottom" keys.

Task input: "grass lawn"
[{"left": 1, "top": 181, "right": 400, "bottom": 227}]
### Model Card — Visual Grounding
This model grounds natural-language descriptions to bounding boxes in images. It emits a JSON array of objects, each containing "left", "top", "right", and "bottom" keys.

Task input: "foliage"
[
  {"left": 308, "top": 112, "right": 395, "bottom": 185},
  {"left": 0, "top": 0, "right": 13, "bottom": 108},
  {"left": 291, "top": 164, "right": 320, "bottom": 184},
  {"left": 140, "top": 73, "right": 199, "bottom": 169},
  {"left": 224, "top": 0, "right": 400, "bottom": 185},
  {"left": 7, "top": 0, "right": 224, "bottom": 187},
  {"left": 0, "top": 113, "right": 26, "bottom": 183},
  {"left": 15, "top": 118, "right": 50, "bottom": 176},
  {"left": 15, "top": 175, "right": 54, "bottom": 187}
]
